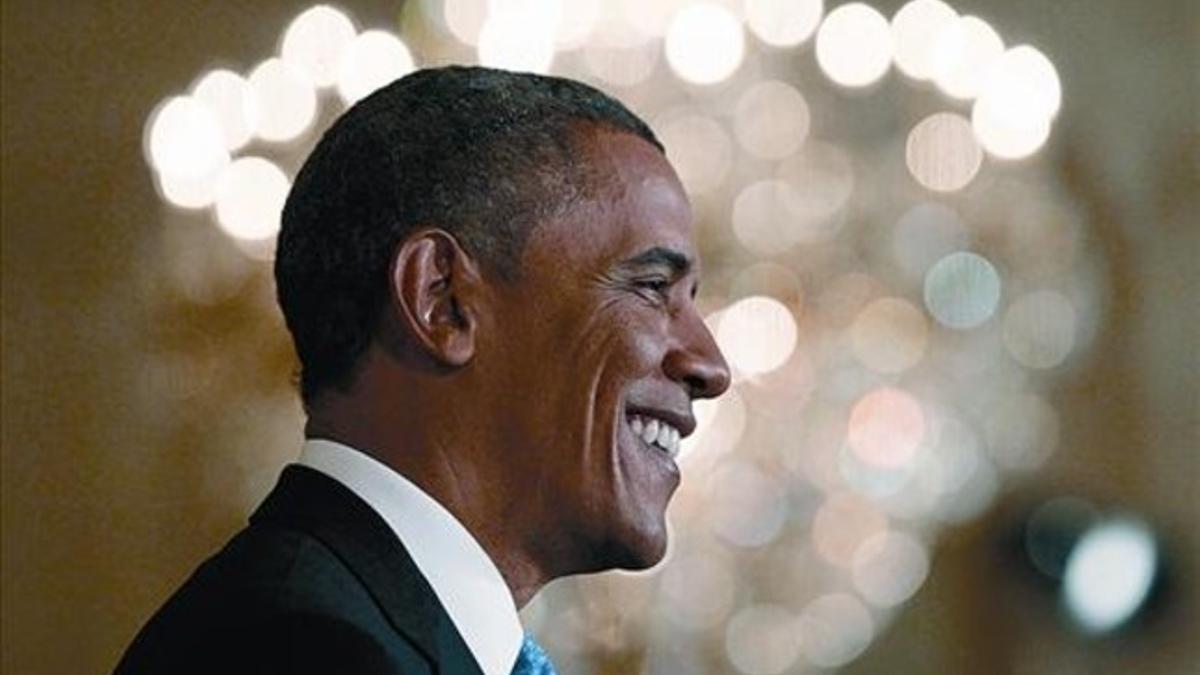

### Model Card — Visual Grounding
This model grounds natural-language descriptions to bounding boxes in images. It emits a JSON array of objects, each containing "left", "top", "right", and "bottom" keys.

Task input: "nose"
[{"left": 663, "top": 310, "right": 731, "bottom": 400}]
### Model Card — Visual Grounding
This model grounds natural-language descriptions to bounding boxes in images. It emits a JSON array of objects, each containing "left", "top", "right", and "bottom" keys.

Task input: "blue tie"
[{"left": 510, "top": 633, "right": 558, "bottom": 675}]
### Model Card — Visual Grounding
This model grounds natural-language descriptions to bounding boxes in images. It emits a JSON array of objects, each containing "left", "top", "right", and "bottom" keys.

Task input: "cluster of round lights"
[{"left": 144, "top": 6, "right": 414, "bottom": 251}]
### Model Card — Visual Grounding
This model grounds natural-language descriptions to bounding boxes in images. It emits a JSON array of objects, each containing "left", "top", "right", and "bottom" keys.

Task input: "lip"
[{"left": 625, "top": 403, "right": 696, "bottom": 439}]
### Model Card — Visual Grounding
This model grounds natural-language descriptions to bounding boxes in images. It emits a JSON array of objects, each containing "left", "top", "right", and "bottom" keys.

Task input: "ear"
[{"left": 387, "top": 229, "right": 482, "bottom": 368}]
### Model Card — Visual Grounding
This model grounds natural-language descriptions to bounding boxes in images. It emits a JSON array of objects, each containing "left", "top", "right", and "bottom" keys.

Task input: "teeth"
[
  {"left": 656, "top": 423, "right": 671, "bottom": 448},
  {"left": 627, "top": 413, "right": 682, "bottom": 459},
  {"left": 642, "top": 419, "right": 660, "bottom": 445}
]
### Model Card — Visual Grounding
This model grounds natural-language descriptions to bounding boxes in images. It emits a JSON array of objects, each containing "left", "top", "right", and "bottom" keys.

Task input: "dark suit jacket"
[{"left": 114, "top": 465, "right": 487, "bottom": 675}]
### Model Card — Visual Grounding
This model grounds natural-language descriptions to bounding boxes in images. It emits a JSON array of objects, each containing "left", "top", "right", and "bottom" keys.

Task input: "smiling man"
[{"left": 115, "top": 66, "right": 729, "bottom": 675}]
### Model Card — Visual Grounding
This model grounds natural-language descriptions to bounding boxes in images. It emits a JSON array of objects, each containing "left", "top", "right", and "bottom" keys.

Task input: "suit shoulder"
[{"left": 113, "top": 523, "right": 430, "bottom": 674}]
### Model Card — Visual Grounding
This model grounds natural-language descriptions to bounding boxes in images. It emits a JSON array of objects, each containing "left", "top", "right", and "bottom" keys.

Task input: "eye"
[{"left": 635, "top": 277, "right": 671, "bottom": 294}]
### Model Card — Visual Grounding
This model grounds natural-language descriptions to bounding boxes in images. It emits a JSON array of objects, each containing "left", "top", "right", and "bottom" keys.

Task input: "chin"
[{"left": 595, "top": 517, "right": 672, "bottom": 572}]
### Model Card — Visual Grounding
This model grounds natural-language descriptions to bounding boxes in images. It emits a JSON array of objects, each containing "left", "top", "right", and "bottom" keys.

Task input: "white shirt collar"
[{"left": 296, "top": 438, "right": 523, "bottom": 675}]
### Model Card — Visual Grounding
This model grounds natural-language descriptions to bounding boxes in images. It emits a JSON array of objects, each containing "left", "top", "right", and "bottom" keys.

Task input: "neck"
[{"left": 305, "top": 395, "right": 557, "bottom": 610}]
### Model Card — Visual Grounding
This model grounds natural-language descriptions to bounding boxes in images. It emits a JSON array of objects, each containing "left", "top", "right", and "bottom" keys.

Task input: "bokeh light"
[
  {"left": 157, "top": 165, "right": 224, "bottom": 210},
  {"left": 744, "top": 0, "right": 824, "bottom": 48},
  {"left": 656, "top": 113, "right": 733, "bottom": 195},
  {"left": 812, "top": 492, "right": 889, "bottom": 566},
  {"left": 892, "top": 202, "right": 969, "bottom": 279},
  {"left": 664, "top": 3, "right": 745, "bottom": 85},
  {"left": 1024, "top": 496, "right": 1098, "bottom": 580},
  {"left": 732, "top": 180, "right": 798, "bottom": 257},
  {"left": 621, "top": 0, "right": 691, "bottom": 40},
  {"left": 798, "top": 593, "right": 875, "bottom": 668},
  {"left": 923, "top": 251, "right": 1003, "bottom": 329},
  {"left": 709, "top": 461, "right": 789, "bottom": 549},
  {"left": 191, "top": 69, "right": 259, "bottom": 151},
  {"left": 851, "top": 531, "right": 931, "bottom": 608},
  {"left": 929, "top": 15, "right": 1003, "bottom": 100},
  {"left": 337, "top": 30, "right": 415, "bottom": 105},
  {"left": 1063, "top": 518, "right": 1159, "bottom": 634},
  {"left": 213, "top": 157, "right": 290, "bottom": 243},
  {"left": 983, "top": 393, "right": 1059, "bottom": 470},
  {"left": 146, "top": 96, "right": 229, "bottom": 180},
  {"left": 972, "top": 45, "right": 1060, "bottom": 159},
  {"left": 847, "top": 387, "right": 926, "bottom": 468},
  {"left": 1003, "top": 289, "right": 1078, "bottom": 369},
  {"left": 280, "top": 4, "right": 357, "bottom": 88},
  {"left": 725, "top": 605, "right": 802, "bottom": 675},
  {"left": 850, "top": 297, "right": 929, "bottom": 374},
  {"left": 553, "top": 0, "right": 601, "bottom": 50},
  {"left": 660, "top": 551, "right": 736, "bottom": 631},
  {"left": 775, "top": 141, "right": 855, "bottom": 243},
  {"left": 816, "top": 3, "right": 893, "bottom": 88},
  {"left": 905, "top": 112, "right": 984, "bottom": 192},
  {"left": 890, "top": 0, "right": 957, "bottom": 81},
  {"left": 716, "top": 296, "right": 799, "bottom": 377},
  {"left": 442, "top": 0, "right": 488, "bottom": 45},
  {"left": 733, "top": 80, "right": 811, "bottom": 160},
  {"left": 582, "top": 42, "right": 658, "bottom": 87},
  {"left": 477, "top": 1, "right": 557, "bottom": 74},
  {"left": 248, "top": 58, "right": 317, "bottom": 143}
]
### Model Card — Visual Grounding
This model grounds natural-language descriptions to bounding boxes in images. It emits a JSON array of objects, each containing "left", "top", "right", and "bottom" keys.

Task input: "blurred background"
[{"left": 1, "top": 1, "right": 1196, "bottom": 673}]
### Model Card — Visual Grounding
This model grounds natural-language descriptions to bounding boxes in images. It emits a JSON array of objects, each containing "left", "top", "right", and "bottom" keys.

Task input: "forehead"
[{"left": 523, "top": 128, "right": 696, "bottom": 272}]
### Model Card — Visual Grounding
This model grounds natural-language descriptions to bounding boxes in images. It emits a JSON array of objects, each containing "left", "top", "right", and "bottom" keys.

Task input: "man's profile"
[{"left": 115, "top": 66, "right": 730, "bottom": 675}]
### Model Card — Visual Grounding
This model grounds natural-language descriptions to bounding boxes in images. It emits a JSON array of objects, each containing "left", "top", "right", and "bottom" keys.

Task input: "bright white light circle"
[
  {"left": 281, "top": 4, "right": 357, "bottom": 88},
  {"left": 158, "top": 162, "right": 225, "bottom": 209},
  {"left": 337, "top": 30, "right": 415, "bottom": 105},
  {"left": 745, "top": 0, "right": 824, "bottom": 48},
  {"left": 905, "top": 112, "right": 984, "bottom": 192},
  {"left": 924, "top": 251, "right": 1002, "bottom": 329},
  {"left": 971, "top": 45, "right": 1061, "bottom": 159},
  {"left": 815, "top": 3, "right": 893, "bottom": 88},
  {"left": 1003, "top": 290, "right": 1078, "bottom": 369},
  {"left": 852, "top": 531, "right": 931, "bottom": 607},
  {"left": 664, "top": 3, "right": 745, "bottom": 85},
  {"left": 1063, "top": 518, "right": 1158, "bottom": 634},
  {"left": 191, "top": 70, "right": 259, "bottom": 151},
  {"left": 929, "top": 15, "right": 1003, "bottom": 100},
  {"left": 890, "top": 0, "right": 958, "bottom": 81},
  {"left": 725, "top": 604, "right": 802, "bottom": 675},
  {"left": 147, "top": 96, "right": 230, "bottom": 179},
  {"left": 214, "top": 157, "right": 290, "bottom": 241},
  {"left": 715, "top": 296, "right": 798, "bottom": 377},
  {"left": 554, "top": 0, "right": 601, "bottom": 49},
  {"left": 477, "top": 2, "right": 557, "bottom": 74},
  {"left": 442, "top": 0, "right": 489, "bottom": 45},
  {"left": 248, "top": 58, "right": 317, "bottom": 143},
  {"left": 798, "top": 593, "right": 874, "bottom": 668},
  {"left": 733, "top": 80, "right": 811, "bottom": 160}
]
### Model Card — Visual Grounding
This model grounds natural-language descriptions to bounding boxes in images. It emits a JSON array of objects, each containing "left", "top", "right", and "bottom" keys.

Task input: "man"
[{"left": 115, "top": 66, "right": 729, "bottom": 674}]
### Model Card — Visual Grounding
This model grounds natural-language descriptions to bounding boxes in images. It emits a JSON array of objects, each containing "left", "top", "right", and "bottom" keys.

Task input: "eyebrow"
[{"left": 617, "top": 246, "right": 694, "bottom": 277}]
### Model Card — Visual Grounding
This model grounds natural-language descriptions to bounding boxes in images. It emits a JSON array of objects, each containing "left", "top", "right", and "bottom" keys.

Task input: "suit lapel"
[{"left": 250, "top": 465, "right": 486, "bottom": 675}]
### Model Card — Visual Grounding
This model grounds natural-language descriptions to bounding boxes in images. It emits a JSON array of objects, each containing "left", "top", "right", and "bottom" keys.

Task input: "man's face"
[{"left": 481, "top": 128, "right": 730, "bottom": 573}]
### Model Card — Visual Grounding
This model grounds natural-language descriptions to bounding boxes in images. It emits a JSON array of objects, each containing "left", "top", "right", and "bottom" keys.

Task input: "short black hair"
[{"left": 275, "top": 66, "right": 663, "bottom": 406}]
